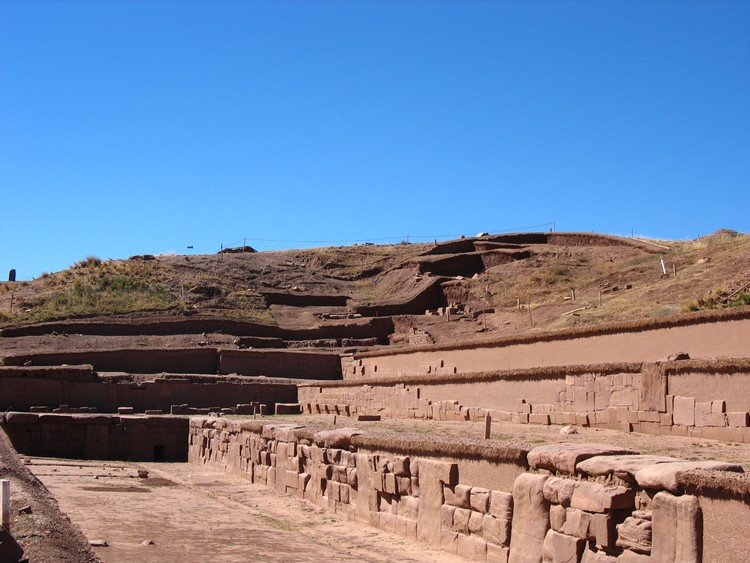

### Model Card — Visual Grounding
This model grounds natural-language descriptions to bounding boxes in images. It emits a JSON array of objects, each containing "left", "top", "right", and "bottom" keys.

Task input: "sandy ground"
[{"left": 25, "top": 457, "right": 461, "bottom": 563}]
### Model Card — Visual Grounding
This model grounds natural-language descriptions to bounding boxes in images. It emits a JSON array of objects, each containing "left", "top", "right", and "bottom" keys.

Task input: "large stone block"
[
  {"left": 541, "top": 529, "right": 585, "bottom": 563},
  {"left": 416, "top": 460, "right": 453, "bottom": 544},
  {"left": 490, "top": 490, "right": 513, "bottom": 519},
  {"left": 509, "top": 473, "right": 550, "bottom": 563},
  {"left": 672, "top": 396, "right": 695, "bottom": 427},
  {"left": 634, "top": 460, "right": 743, "bottom": 493},
  {"left": 470, "top": 487, "right": 491, "bottom": 513},
  {"left": 651, "top": 492, "right": 702, "bottom": 562},
  {"left": 615, "top": 516, "right": 651, "bottom": 554},
  {"left": 576, "top": 454, "right": 679, "bottom": 483},
  {"left": 483, "top": 514, "right": 511, "bottom": 547},
  {"left": 544, "top": 477, "right": 634, "bottom": 513},
  {"left": 528, "top": 443, "right": 635, "bottom": 475}
]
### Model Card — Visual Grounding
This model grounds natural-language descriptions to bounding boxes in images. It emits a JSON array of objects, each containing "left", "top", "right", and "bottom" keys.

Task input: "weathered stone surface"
[
  {"left": 641, "top": 363, "right": 666, "bottom": 412},
  {"left": 490, "top": 490, "right": 513, "bottom": 519},
  {"left": 453, "top": 507, "right": 471, "bottom": 533},
  {"left": 441, "top": 504, "right": 456, "bottom": 529},
  {"left": 487, "top": 542, "right": 510, "bottom": 563},
  {"left": 580, "top": 547, "right": 617, "bottom": 562},
  {"left": 576, "top": 454, "right": 679, "bottom": 482},
  {"left": 616, "top": 550, "right": 650, "bottom": 562},
  {"left": 483, "top": 514, "right": 511, "bottom": 547},
  {"left": 470, "top": 487, "right": 490, "bottom": 513},
  {"left": 469, "top": 510, "right": 484, "bottom": 534},
  {"left": 528, "top": 443, "right": 636, "bottom": 475},
  {"left": 541, "top": 529, "right": 585, "bottom": 563},
  {"left": 457, "top": 534, "right": 487, "bottom": 560},
  {"left": 454, "top": 484, "right": 472, "bottom": 509},
  {"left": 615, "top": 516, "right": 652, "bottom": 554},
  {"left": 651, "top": 492, "right": 702, "bottom": 562},
  {"left": 561, "top": 508, "right": 592, "bottom": 539},
  {"left": 672, "top": 396, "right": 695, "bottom": 427},
  {"left": 416, "top": 460, "right": 450, "bottom": 544},
  {"left": 312, "top": 427, "right": 362, "bottom": 448},
  {"left": 549, "top": 504, "right": 567, "bottom": 532},
  {"left": 509, "top": 473, "right": 549, "bottom": 563},
  {"left": 634, "top": 461, "right": 743, "bottom": 493},
  {"left": 544, "top": 477, "right": 635, "bottom": 513}
]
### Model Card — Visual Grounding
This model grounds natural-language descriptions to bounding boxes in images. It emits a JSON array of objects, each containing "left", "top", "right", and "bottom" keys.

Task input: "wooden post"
[
  {"left": 1, "top": 479, "right": 9, "bottom": 532},
  {"left": 516, "top": 297, "right": 520, "bottom": 309},
  {"left": 571, "top": 289, "right": 576, "bottom": 301},
  {"left": 672, "top": 263, "right": 677, "bottom": 277},
  {"left": 484, "top": 415, "right": 491, "bottom": 439},
  {"left": 333, "top": 415, "right": 337, "bottom": 426}
]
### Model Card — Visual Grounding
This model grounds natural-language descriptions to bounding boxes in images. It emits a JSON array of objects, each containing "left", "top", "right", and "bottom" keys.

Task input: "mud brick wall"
[
  {"left": 0, "top": 366, "right": 298, "bottom": 413},
  {"left": 1, "top": 412, "right": 189, "bottom": 461},
  {"left": 189, "top": 420, "right": 749, "bottom": 562},
  {"left": 299, "top": 360, "right": 750, "bottom": 443},
  {"left": 1, "top": 347, "right": 218, "bottom": 374},
  {"left": 349, "top": 309, "right": 750, "bottom": 379},
  {"left": 219, "top": 349, "right": 342, "bottom": 379}
]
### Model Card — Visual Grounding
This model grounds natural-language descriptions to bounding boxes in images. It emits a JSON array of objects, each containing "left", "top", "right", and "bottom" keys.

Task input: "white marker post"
[{"left": 1, "top": 479, "right": 10, "bottom": 532}]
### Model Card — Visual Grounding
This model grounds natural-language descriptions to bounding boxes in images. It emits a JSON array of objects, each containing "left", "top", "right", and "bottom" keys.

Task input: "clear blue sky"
[{"left": 1, "top": 1, "right": 748, "bottom": 279}]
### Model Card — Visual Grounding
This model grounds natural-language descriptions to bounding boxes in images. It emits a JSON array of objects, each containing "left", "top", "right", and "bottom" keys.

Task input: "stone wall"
[
  {"left": 189, "top": 419, "right": 748, "bottom": 561},
  {"left": 0, "top": 366, "right": 298, "bottom": 413},
  {"left": 1, "top": 412, "right": 189, "bottom": 461},
  {"left": 218, "top": 349, "right": 342, "bottom": 379},
  {"left": 1, "top": 347, "right": 219, "bottom": 374},
  {"left": 348, "top": 309, "right": 750, "bottom": 379},
  {"left": 299, "top": 360, "right": 750, "bottom": 443}
]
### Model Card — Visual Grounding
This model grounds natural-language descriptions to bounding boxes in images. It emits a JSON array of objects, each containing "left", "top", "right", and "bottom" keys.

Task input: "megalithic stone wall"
[
  {"left": 299, "top": 359, "right": 750, "bottom": 443},
  {"left": 189, "top": 418, "right": 750, "bottom": 562}
]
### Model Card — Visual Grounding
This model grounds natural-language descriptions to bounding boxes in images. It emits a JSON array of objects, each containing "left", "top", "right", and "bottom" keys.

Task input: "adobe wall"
[
  {"left": 300, "top": 360, "right": 750, "bottom": 443},
  {"left": 0, "top": 366, "right": 298, "bottom": 413},
  {"left": 1, "top": 347, "right": 218, "bottom": 374},
  {"left": 190, "top": 419, "right": 748, "bottom": 561},
  {"left": 1, "top": 412, "right": 189, "bottom": 461},
  {"left": 219, "top": 349, "right": 342, "bottom": 380},
  {"left": 348, "top": 309, "right": 750, "bottom": 379}
]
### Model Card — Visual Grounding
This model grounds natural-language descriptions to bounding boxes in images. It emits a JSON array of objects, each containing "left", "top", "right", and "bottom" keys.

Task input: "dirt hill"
[{"left": 1, "top": 231, "right": 749, "bottom": 347}]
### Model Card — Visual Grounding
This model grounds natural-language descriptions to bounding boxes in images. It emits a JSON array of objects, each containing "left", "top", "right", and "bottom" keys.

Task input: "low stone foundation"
[
  {"left": 189, "top": 418, "right": 748, "bottom": 561},
  {"left": 1, "top": 412, "right": 189, "bottom": 461}
]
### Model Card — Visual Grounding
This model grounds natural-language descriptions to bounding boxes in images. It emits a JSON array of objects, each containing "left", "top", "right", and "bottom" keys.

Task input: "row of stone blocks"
[{"left": 189, "top": 419, "right": 747, "bottom": 562}]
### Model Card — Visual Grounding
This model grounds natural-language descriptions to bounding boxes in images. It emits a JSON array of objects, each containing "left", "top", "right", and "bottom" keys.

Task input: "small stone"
[
  {"left": 89, "top": 540, "right": 109, "bottom": 547},
  {"left": 140, "top": 540, "right": 155, "bottom": 546},
  {"left": 18, "top": 505, "right": 32, "bottom": 515},
  {"left": 138, "top": 470, "right": 149, "bottom": 479},
  {"left": 560, "top": 425, "right": 578, "bottom": 435}
]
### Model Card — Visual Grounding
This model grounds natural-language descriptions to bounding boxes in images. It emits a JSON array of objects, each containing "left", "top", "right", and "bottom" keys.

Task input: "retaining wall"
[
  {"left": 300, "top": 360, "right": 750, "bottom": 443},
  {"left": 0, "top": 366, "right": 298, "bottom": 413},
  {"left": 1, "top": 412, "right": 189, "bottom": 461},
  {"left": 189, "top": 419, "right": 748, "bottom": 561},
  {"left": 347, "top": 309, "right": 750, "bottom": 379},
  {"left": 1, "top": 347, "right": 218, "bottom": 374},
  {"left": 219, "top": 349, "right": 342, "bottom": 379}
]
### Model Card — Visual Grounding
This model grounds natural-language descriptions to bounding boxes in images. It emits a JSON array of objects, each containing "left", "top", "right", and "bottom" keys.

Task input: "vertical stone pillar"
[
  {"left": 509, "top": 473, "right": 550, "bottom": 563},
  {"left": 416, "top": 460, "right": 458, "bottom": 544},
  {"left": 651, "top": 492, "right": 702, "bottom": 562},
  {"left": 0, "top": 479, "right": 10, "bottom": 531}
]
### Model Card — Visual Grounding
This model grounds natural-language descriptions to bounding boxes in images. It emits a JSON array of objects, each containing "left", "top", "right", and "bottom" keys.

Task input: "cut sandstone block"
[
  {"left": 528, "top": 443, "right": 636, "bottom": 475},
  {"left": 634, "top": 460, "right": 743, "bottom": 493},
  {"left": 509, "top": 473, "right": 550, "bottom": 563},
  {"left": 543, "top": 477, "right": 635, "bottom": 513},
  {"left": 483, "top": 514, "right": 511, "bottom": 546},
  {"left": 672, "top": 396, "right": 695, "bottom": 427},
  {"left": 541, "top": 529, "right": 585, "bottom": 563},
  {"left": 470, "top": 487, "right": 490, "bottom": 513},
  {"left": 651, "top": 492, "right": 702, "bottom": 562},
  {"left": 490, "top": 490, "right": 513, "bottom": 519},
  {"left": 615, "top": 516, "right": 652, "bottom": 554},
  {"left": 576, "top": 454, "right": 680, "bottom": 483}
]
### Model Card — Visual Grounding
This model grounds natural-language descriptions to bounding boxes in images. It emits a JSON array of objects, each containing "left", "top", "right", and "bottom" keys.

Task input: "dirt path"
[{"left": 25, "top": 458, "right": 461, "bottom": 563}]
